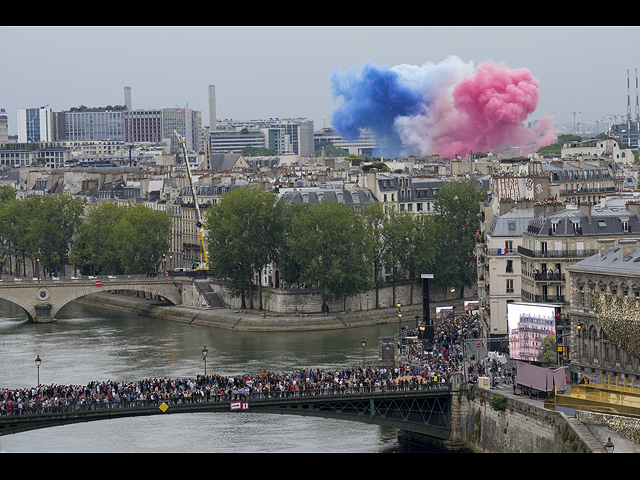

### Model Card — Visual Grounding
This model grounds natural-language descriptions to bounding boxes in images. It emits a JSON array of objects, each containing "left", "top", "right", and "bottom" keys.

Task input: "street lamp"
[
  {"left": 202, "top": 346, "right": 208, "bottom": 376},
  {"left": 361, "top": 337, "right": 366, "bottom": 367},
  {"left": 397, "top": 303, "right": 402, "bottom": 337},
  {"left": 605, "top": 437, "right": 614, "bottom": 453},
  {"left": 35, "top": 355, "right": 41, "bottom": 385}
]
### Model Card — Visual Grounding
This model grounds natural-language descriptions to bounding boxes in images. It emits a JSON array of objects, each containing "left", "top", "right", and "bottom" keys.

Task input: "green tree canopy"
[
  {"left": 432, "top": 178, "right": 485, "bottom": 294},
  {"left": 71, "top": 202, "right": 171, "bottom": 275},
  {"left": 285, "top": 201, "right": 372, "bottom": 312},
  {"left": 205, "top": 187, "right": 286, "bottom": 310}
]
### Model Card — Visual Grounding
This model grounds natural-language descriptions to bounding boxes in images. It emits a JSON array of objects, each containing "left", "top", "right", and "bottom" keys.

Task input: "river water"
[{"left": 0, "top": 298, "right": 430, "bottom": 453}]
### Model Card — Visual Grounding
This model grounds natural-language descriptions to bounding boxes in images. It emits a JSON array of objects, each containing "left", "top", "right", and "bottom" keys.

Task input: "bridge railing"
[{"left": 0, "top": 381, "right": 451, "bottom": 418}]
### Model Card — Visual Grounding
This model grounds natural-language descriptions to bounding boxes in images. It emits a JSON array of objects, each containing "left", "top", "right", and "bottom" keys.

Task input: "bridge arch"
[
  {"left": 0, "top": 290, "right": 36, "bottom": 321},
  {"left": 50, "top": 283, "right": 182, "bottom": 318},
  {"left": 0, "top": 280, "right": 184, "bottom": 322}
]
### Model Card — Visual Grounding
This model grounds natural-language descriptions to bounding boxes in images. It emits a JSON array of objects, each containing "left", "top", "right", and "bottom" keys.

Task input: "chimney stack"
[
  {"left": 598, "top": 238, "right": 615, "bottom": 257},
  {"left": 619, "top": 238, "right": 640, "bottom": 258},
  {"left": 579, "top": 202, "right": 592, "bottom": 222}
]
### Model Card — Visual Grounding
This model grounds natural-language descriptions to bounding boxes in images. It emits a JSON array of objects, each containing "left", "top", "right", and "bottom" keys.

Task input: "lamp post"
[
  {"left": 397, "top": 303, "right": 402, "bottom": 337},
  {"left": 605, "top": 437, "right": 614, "bottom": 453},
  {"left": 202, "top": 346, "right": 208, "bottom": 376},
  {"left": 35, "top": 355, "right": 41, "bottom": 385},
  {"left": 361, "top": 337, "right": 366, "bottom": 367}
]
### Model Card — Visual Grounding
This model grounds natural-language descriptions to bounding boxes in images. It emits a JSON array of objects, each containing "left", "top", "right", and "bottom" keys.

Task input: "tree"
[
  {"left": 286, "top": 201, "right": 372, "bottom": 313},
  {"left": 381, "top": 208, "right": 415, "bottom": 306},
  {"left": 432, "top": 178, "right": 485, "bottom": 295},
  {"left": 26, "top": 194, "right": 84, "bottom": 277},
  {"left": 205, "top": 187, "right": 286, "bottom": 310},
  {"left": 538, "top": 334, "right": 558, "bottom": 365},
  {"left": 73, "top": 202, "right": 126, "bottom": 275},
  {"left": 71, "top": 202, "right": 171, "bottom": 275},
  {"left": 362, "top": 202, "right": 392, "bottom": 308},
  {"left": 113, "top": 203, "right": 172, "bottom": 275}
]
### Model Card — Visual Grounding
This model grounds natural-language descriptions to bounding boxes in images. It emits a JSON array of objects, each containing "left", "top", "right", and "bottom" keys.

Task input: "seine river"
[{"left": 0, "top": 298, "right": 430, "bottom": 453}]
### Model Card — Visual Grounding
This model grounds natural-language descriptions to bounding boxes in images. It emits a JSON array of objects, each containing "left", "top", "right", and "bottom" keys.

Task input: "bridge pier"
[{"left": 34, "top": 304, "right": 52, "bottom": 323}]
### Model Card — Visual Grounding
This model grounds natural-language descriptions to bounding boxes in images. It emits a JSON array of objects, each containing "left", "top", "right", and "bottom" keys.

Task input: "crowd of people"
[{"left": 0, "top": 310, "right": 506, "bottom": 416}]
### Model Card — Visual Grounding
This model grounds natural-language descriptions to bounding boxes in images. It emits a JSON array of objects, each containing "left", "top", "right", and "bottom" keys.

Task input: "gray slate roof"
[
  {"left": 488, "top": 207, "right": 535, "bottom": 237},
  {"left": 567, "top": 241, "right": 640, "bottom": 276},
  {"left": 526, "top": 206, "right": 640, "bottom": 237},
  {"left": 281, "top": 188, "right": 377, "bottom": 206}
]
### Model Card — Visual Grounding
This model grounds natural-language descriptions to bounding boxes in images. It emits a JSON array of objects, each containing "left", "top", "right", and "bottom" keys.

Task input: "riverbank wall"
[
  {"left": 401, "top": 382, "right": 605, "bottom": 453},
  {"left": 75, "top": 292, "right": 432, "bottom": 331}
]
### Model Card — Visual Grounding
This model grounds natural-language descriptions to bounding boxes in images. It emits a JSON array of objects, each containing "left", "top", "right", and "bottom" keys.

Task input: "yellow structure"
[{"left": 545, "top": 374, "right": 640, "bottom": 417}]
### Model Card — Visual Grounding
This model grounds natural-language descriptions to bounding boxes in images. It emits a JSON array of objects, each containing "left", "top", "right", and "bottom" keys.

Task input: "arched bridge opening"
[{"left": 0, "top": 278, "right": 185, "bottom": 322}]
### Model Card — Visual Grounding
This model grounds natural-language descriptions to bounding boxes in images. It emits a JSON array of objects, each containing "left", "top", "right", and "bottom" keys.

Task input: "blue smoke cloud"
[{"left": 329, "top": 60, "right": 424, "bottom": 157}]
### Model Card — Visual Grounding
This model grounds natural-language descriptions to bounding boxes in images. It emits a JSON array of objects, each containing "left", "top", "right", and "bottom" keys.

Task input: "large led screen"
[{"left": 507, "top": 302, "right": 557, "bottom": 362}]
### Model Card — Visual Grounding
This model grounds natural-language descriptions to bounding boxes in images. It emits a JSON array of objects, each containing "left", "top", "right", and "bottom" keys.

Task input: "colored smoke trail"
[{"left": 329, "top": 56, "right": 556, "bottom": 158}]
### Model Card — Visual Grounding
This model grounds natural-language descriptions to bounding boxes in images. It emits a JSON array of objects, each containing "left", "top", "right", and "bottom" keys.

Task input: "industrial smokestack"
[
  {"left": 208, "top": 84, "right": 216, "bottom": 131},
  {"left": 636, "top": 68, "right": 640, "bottom": 123},
  {"left": 628, "top": 69, "right": 631, "bottom": 129},
  {"left": 124, "top": 86, "right": 132, "bottom": 110}
]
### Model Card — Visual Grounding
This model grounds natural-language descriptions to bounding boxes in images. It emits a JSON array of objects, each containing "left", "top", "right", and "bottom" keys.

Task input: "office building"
[
  {"left": 0, "top": 109, "right": 8, "bottom": 144},
  {"left": 65, "top": 109, "right": 124, "bottom": 141},
  {"left": 162, "top": 107, "right": 202, "bottom": 153},
  {"left": 123, "top": 109, "right": 163, "bottom": 144},
  {"left": 17, "top": 108, "right": 53, "bottom": 143}
]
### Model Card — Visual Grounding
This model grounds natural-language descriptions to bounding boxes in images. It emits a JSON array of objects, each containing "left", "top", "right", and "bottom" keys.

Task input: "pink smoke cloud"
[{"left": 396, "top": 60, "right": 556, "bottom": 158}]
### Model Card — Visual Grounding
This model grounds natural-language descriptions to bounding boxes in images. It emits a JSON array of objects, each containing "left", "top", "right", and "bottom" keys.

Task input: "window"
[
  {"left": 622, "top": 219, "right": 630, "bottom": 232},
  {"left": 506, "top": 279, "right": 514, "bottom": 293}
]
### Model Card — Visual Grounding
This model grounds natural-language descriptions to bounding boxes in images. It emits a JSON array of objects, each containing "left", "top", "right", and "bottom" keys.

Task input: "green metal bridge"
[{"left": 0, "top": 383, "right": 453, "bottom": 440}]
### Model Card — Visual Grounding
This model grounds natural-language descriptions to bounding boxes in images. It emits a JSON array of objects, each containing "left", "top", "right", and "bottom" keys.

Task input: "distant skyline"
[{"left": 2, "top": 26, "right": 639, "bottom": 148}]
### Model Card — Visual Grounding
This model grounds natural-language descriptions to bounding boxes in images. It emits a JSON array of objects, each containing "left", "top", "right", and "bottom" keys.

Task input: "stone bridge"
[{"left": 0, "top": 275, "right": 193, "bottom": 322}]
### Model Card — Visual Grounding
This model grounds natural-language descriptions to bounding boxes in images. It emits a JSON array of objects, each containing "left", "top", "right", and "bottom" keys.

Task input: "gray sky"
[{"left": 2, "top": 26, "right": 638, "bottom": 137}]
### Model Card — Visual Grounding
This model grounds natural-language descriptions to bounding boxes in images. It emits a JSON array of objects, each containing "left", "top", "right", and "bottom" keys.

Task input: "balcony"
[
  {"left": 521, "top": 289, "right": 566, "bottom": 304},
  {"left": 532, "top": 272, "right": 566, "bottom": 282},
  {"left": 486, "top": 248, "right": 518, "bottom": 256},
  {"left": 518, "top": 246, "right": 598, "bottom": 259}
]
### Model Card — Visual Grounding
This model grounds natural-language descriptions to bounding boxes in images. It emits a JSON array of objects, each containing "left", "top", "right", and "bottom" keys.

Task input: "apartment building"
[
  {"left": 566, "top": 237, "right": 640, "bottom": 384},
  {"left": 478, "top": 205, "right": 535, "bottom": 336},
  {"left": 541, "top": 160, "right": 617, "bottom": 206},
  {"left": 362, "top": 171, "right": 446, "bottom": 214}
]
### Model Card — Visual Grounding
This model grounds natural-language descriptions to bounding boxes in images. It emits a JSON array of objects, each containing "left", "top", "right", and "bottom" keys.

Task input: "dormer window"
[
  {"left": 621, "top": 217, "right": 631, "bottom": 232},
  {"left": 571, "top": 219, "right": 582, "bottom": 235},
  {"left": 551, "top": 221, "right": 559, "bottom": 234}
]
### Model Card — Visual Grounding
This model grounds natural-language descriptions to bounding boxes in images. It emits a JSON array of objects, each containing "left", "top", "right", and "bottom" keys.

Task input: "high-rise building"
[
  {"left": 123, "top": 109, "right": 163, "bottom": 144},
  {"left": 0, "top": 108, "right": 8, "bottom": 144},
  {"left": 214, "top": 118, "right": 314, "bottom": 156},
  {"left": 17, "top": 107, "right": 53, "bottom": 143},
  {"left": 162, "top": 107, "right": 202, "bottom": 153},
  {"left": 64, "top": 109, "right": 124, "bottom": 141}
]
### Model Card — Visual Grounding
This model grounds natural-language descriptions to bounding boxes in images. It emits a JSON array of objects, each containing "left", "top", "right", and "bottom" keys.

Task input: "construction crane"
[
  {"left": 553, "top": 111, "right": 582, "bottom": 133},
  {"left": 174, "top": 130, "right": 209, "bottom": 273}
]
